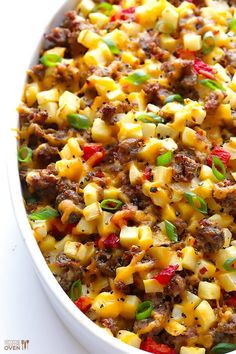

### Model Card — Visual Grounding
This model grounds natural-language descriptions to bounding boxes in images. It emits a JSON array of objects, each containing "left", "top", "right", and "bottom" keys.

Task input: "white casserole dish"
[{"left": 7, "top": 1, "right": 144, "bottom": 353}]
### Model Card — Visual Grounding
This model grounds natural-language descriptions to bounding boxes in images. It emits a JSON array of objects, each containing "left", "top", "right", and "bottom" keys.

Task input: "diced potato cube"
[
  {"left": 116, "top": 267, "right": 134, "bottom": 285},
  {"left": 141, "top": 122, "right": 156, "bottom": 138},
  {"left": 152, "top": 166, "right": 172, "bottom": 186},
  {"left": 162, "top": 205, "right": 176, "bottom": 222},
  {"left": 117, "top": 330, "right": 141, "bottom": 348},
  {"left": 64, "top": 241, "right": 94, "bottom": 265},
  {"left": 39, "top": 235, "right": 56, "bottom": 253},
  {"left": 32, "top": 220, "right": 48, "bottom": 242},
  {"left": 120, "top": 226, "right": 139, "bottom": 248},
  {"left": 106, "top": 88, "right": 126, "bottom": 102},
  {"left": 129, "top": 163, "right": 142, "bottom": 185},
  {"left": 103, "top": 187, "right": 120, "bottom": 199},
  {"left": 195, "top": 260, "right": 216, "bottom": 279},
  {"left": 182, "top": 127, "right": 207, "bottom": 151},
  {"left": 223, "top": 228, "right": 232, "bottom": 248},
  {"left": 89, "top": 13, "right": 110, "bottom": 27},
  {"left": 165, "top": 319, "right": 186, "bottom": 336},
  {"left": 182, "top": 291, "right": 201, "bottom": 309},
  {"left": 57, "top": 91, "right": 80, "bottom": 120},
  {"left": 199, "top": 165, "right": 218, "bottom": 182},
  {"left": 218, "top": 273, "right": 236, "bottom": 292},
  {"left": 215, "top": 246, "right": 236, "bottom": 271},
  {"left": 91, "top": 118, "right": 112, "bottom": 143},
  {"left": 83, "top": 183, "right": 100, "bottom": 205},
  {"left": 92, "top": 292, "right": 121, "bottom": 318},
  {"left": 198, "top": 281, "right": 220, "bottom": 300},
  {"left": 139, "top": 138, "right": 177, "bottom": 163},
  {"left": 121, "top": 51, "right": 139, "bottom": 67},
  {"left": 25, "top": 82, "right": 40, "bottom": 106},
  {"left": 183, "top": 33, "right": 202, "bottom": 51},
  {"left": 60, "top": 138, "right": 83, "bottom": 159},
  {"left": 75, "top": 216, "right": 97, "bottom": 235},
  {"left": 136, "top": 0, "right": 167, "bottom": 27},
  {"left": 172, "top": 304, "right": 185, "bottom": 321},
  {"left": 56, "top": 158, "right": 83, "bottom": 181},
  {"left": 143, "top": 279, "right": 164, "bottom": 293},
  {"left": 138, "top": 225, "right": 153, "bottom": 250},
  {"left": 77, "top": 0, "right": 95, "bottom": 16},
  {"left": 195, "top": 300, "right": 216, "bottom": 331},
  {"left": 89, "top": 76, "right": 117, "bottom": 96},
  {"left": 182, "top": 246, "right": 198, "bottom": 271},
  {"left": 159, "top": 34, "right": 178, "bottom": 52},
  {"left": 104, "top": 29, "right": 128, "bottom": 48},
  {"left": 78, "top": 29, "right": 101, "bottom": 48},
  {"left": 98, "top": 211, "right": 118, "bottom": 237},
  {"left": 37, "top": 88, "right": 59, "bottom": 105},
  {"left": 180, "top": 347, "right": 205, "bottom": 354},
  {"left": 83, "top": 201, "right": 102, "bottom": 221},
  {"left": 161, "top": 7, "right": 179, "bottom": 32},
  {"left": 120, "top": 295, "right": 141, "bottom": 319},
  {"left": 118, "top": 122, "right": 143, "bottom": 141}
]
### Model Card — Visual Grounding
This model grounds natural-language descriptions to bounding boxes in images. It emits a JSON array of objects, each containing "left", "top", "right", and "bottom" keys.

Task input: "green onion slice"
[
  {"left": 69, "top": 280, "right": 82, "bottom": 301},
  {"left": 164, "top": 94, "right": 184, "bottom": 105},
  {"left": 211, "top": 343, "right": 236, "bottom": 354},
  {"left": 67, "top": 114, "right": 90, "bottom": 130},
  {"left": 40, "top": 53, "right": 62, "bottom": 67},
  {"left": 202, "top": 31, "right": 215, "bottom": 55},
  {"left": 103, "top": 38, "right": 120, "bottom": 55},
  {"left": 164, "top": 220, "right": 178, "bottom": 242},
  {"left": 185, "top": 192, "right": 208, "bottom": 214},
  {"left": 100, "top": 198, "right": 123, "bottom": 212},
  {"left": 126, "top": 72, "right": 150, "bottom": 86},
  {"left": 200, "top": 79, "right": 226, "bottom": 91},
  {"left": 223, "top": 257, "right": 236, "bottom": 272},
  {"left": 136, "top": 301, "right": 153, "bottom": 320},
  {"left": 137, "top": 113, "right": 165, "bottom": 124},
  {"left": 28, "top": 207, "right": 59, "bottom": 220},
  {"left": 157, "top": 151, "right": 173, "bottom": 166},
  {"left": 18, "top": 146, "right": 32, "bottom": 163},
  {"left": 228, "top": 18, "right": 236, "bottom": 33},
  {"left": 156, "top": 20, "right": 174, "bottom": 34},
  {"left": 212, "top": 156, "right": 226, "bottom": 181},
  {"left": 95, "top": 2, "right": 113, "bottom": 15}
]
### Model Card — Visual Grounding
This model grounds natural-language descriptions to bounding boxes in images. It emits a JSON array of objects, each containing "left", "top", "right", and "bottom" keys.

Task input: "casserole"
[{"left": 10, "top": 0, "right": 236, "bottom": 353}]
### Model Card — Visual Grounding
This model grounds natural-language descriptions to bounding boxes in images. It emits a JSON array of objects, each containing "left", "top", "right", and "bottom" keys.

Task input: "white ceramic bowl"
[{"left": 7, "top": 1, "right": 144, "bottom": 353}]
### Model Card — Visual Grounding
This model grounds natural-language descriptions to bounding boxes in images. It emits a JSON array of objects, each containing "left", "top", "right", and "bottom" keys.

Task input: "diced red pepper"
[
  {"left": 207, "top": 146, "right": 231, "bottom": 168},
  {"left": 143, "top": 167, "right": 152, "bottom": 181},
  {"left": 94, "top": 170, "right": 104, "bottom": 178},
  {"left": 140, "top": 337, "right": 176, "bottom": 354},
  {"left": 153, "top": 265, "right": 178, "bottom": 286},
  {"left": 103, "top": 233, "right": 120, "bottom": 249},
  {"left": 111, "top": 6, "right": 135, "bottom": 21},
  {"left": 193, "top": 58, "right": 215, "bottom": 80},
  {"left": 199, "top": 267, "right": 208, "bottom": 275},
  {"left": 74, "top": 296, "right": 92, "bottom": 313},
  {"left": 83, "top": 144, "right": 105, "bottom": 166},
  {"left": 225, "top": 292, "right": 236, "bottom": 307},
  {"left": 176, "top": 48, "right": 196, "bottom": 60}
]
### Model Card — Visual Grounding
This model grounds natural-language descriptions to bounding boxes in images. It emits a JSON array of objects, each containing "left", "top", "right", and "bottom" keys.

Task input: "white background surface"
[{"left": 0, "top": 1, "right": 87, "bottom": 353}]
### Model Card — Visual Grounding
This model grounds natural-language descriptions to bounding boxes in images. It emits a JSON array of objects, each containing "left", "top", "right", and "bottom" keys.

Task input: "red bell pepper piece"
[
  {"left": 207, "top": 146, "right": 231, "bottom": 167},
  {"left": 225, "top": 292, "right": 236, "bottom": 307},
  {"left": 140, "top": 337, "right": 176, "bottom": 354},
  {"left": 143, "top": 167, "right": 152, "bottom": 181},
  {"left": 199, "top": 266, "right": 208, "bottom": 275},
  {"left": 153, "top": 265, "right": 178, "bottom": 286},
  {"left": 111, "top": 6, "right": 135, "bottom": 21},
  {"left": 193, "top": 58, "right": 215, "bottom": 80},
  {"left": 103, "top": 233, "right": 120, "bottom": 249},
  {"left": 83, "top": 144, "right": 105, "bottom": 165},
  {"left": 74, "top": 296, "right": 92, "bottom": 313}
]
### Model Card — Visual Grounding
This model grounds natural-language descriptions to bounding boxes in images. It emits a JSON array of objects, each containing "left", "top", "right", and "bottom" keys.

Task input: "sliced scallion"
[
  {"left": 223, "top": 257, "right": 236, "bottom": 272},
  {"left": 165, "top": 220, "right": 178, "bottom": 243},
  {"left": 202, "top": 31, "right": 215, "bottom": 55},
  {"left": 18, "top": 146, "right": 32, "bottom": 163},
  {"left": 95, "top": 2, "right": 113, "bottom": 15},
  {"left": 40, "top": 53, "right": 62, "bottom": 67},
  {"left": 137, "top": 113, "right": 165, "bottom": 125},
  {"left": 211, "top": 343, "right": 236, "bottom": 354},
  {"left": 103, "top": 38, "right": 120, "bottom": 55},
  {"left": 28, "top": 207, "right": 59, "bottom": 220},
  {"left": 69, "top": 280, "right": 82, "bottom": 301},
  {"left": 185, "top": 192, "right": 208, "bottom": 214},
  {"left": 228, "top": 18, "right": 236, "bottom": 33},
  {"left": 126, "top": 72, "right": 150, "bottom": 86},
  {"left": 100, "top": 199, "right": 123, "bottom": 212},
  {"left": 136, "top": 301, "right": 153, "bottom": 321},
  {"left": 157, "top": 151, "right": 173, "bottom": 166},
  {"left": 212, "top": 156, "right": 226, "bottom": 181},
  {"left": 200, "top": 79, "right": 226, "bottom": 91},
  {"left": 164, "top": 94, "right": 184, "bottom": 105},
  {"left": 67, "top": 114, "right": 90, "bottom": 130}
]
